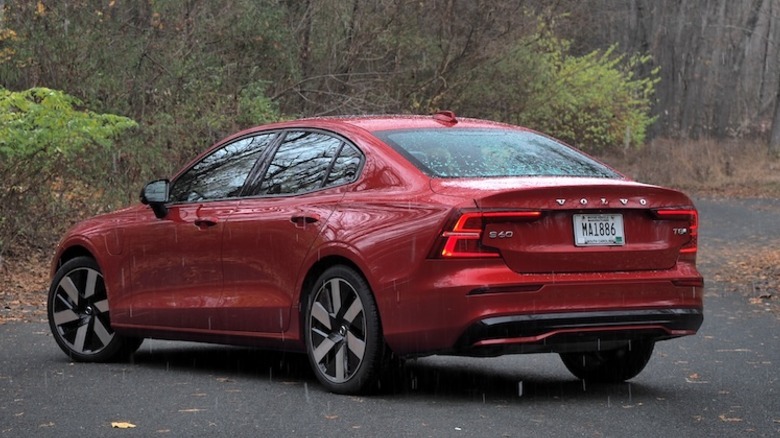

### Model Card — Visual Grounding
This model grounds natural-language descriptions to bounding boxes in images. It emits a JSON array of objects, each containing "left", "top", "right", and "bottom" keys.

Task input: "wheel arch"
[
  {"left": 52, "top": 244, "right": 97, "bottom": 276},
  {"left": 297, "top": 255, "right": 386, "bottom": 342},
  {"left": 48, "top": 254, "right": 143, "bottom": 362}
]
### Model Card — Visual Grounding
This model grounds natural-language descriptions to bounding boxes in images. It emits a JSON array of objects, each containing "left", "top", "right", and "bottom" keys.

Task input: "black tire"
[
  {"left": 559, "top": 341, "right": 655, "bottom": 383},
  {"left": 47, "top": 256, "right": 143, "bottom": 362},
  {"left": 304, "top": 266, "right": 383, "bottom": 394}
]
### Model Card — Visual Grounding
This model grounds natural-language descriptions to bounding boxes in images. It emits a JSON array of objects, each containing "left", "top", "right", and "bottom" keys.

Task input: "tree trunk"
[{"left": 770, "top": 80, "right": 780, "bottom": 156}]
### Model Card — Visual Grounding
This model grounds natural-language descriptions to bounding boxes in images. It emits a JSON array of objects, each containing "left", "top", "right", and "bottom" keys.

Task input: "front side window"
[
  {"left": 256, "top": 131, "right": 362, "bottom": 196},
  {"left": 170, "top": 133, "right": 276, "bottom": 203},
  {"left": 375, "top": 128, "right": 620, "bottom": 179}
]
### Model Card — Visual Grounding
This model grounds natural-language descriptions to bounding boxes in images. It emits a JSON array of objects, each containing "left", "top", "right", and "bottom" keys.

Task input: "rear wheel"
[
  {"left": 48, "top": 257, "right": 142, "bottom": 362},
  {"left": 559, "top": 341, "right": 655, "bottom": 383},
  {"left": 304, "top": 266, "right": 383, "bottom": 394}
]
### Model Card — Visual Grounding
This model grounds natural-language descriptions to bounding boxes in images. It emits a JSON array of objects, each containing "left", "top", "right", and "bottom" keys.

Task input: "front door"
[
  {"left": 122, "top": 201, "right": 234, "bottom": 330},
  {"left": 122, "top": 132, "right": 278, "bottom": 330}
]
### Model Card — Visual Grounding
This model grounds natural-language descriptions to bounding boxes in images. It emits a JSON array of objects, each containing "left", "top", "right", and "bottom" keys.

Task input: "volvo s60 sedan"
[{"left": 48, "top": 112, "right": 703, "bottom": 394}]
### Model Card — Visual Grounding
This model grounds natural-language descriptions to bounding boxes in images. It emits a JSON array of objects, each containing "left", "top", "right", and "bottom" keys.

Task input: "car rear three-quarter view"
[{"left": 47, "top": 112, "right": 703, "bottom": 394}]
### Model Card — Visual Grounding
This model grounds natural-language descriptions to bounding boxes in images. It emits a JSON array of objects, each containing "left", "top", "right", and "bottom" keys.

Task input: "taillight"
[
  {"left": 435, "top": 211, "right": 542, "bottom": 258},
  {"left": 653, "top": 209, "right": 698, "bottom": 255}
]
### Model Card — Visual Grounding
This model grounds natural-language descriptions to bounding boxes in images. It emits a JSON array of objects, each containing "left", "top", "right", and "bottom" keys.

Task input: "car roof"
[
  {"left": 218, "top": 113, "right": 532, "bottom": 147},
  {"left": 247, "top": 111, "right": 526, "bottom": 132},
  {"left": 294, "top": 112, "right": 526, "bottom": 133}
]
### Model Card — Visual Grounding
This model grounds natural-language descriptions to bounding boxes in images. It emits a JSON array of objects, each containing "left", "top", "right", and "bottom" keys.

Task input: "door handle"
[
  {"left": 290, "top": 215, "right": 320, "bottom": 228},
  {"left": 194, "top": 217, "right": 218, "bottom": 229}
]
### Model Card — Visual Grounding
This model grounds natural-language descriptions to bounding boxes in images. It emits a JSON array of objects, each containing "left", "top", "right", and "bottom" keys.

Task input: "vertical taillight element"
[
  {"left": 437, "top": 211, "right": 542, "bottom": 258},
  {"left": 440, "top": 212, "right": 496, "bottom": 258},
  {"left": 653, "top": 209, "right": 698, "bottom": 255}
]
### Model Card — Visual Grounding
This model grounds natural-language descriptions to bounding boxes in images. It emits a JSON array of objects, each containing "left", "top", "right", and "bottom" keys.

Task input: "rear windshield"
[{"left": 375, "top": 128, "right": 620, "bottom": 178}]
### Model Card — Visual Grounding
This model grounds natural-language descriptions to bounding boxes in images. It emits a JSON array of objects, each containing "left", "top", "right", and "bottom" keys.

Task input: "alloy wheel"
[{"left": 308, "top": 276, "right": 368, "bottom": 384}]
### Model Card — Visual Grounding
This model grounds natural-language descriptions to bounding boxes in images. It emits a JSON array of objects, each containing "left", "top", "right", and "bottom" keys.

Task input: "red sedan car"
[{"left": 48, "top": 112, "right": 703, "bottom": 394}]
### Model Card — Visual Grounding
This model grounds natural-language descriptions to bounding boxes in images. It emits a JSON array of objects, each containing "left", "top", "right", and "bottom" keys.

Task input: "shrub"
[
  {"left": 457, "top": 34, "right": 659, "bottom": 154},
  {"left": 524, "top": 43, "right": 659, "bottom": 153},
  {"left": 0, "top": 87, "right": 137, "bottom": 256}
]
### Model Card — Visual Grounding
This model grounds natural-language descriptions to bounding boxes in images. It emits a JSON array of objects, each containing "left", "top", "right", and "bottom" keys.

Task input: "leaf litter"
[{"left": 703, "top": 242, "right": 780, "bottom": 317}]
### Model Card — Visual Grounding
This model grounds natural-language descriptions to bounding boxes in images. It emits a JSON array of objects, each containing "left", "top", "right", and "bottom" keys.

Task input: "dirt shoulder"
[
  {"left": 1, "top": 249, "right": 49, "bottom": 323},
  {"left": 694, "top": 197, "right": 780, "bottom": 318}
]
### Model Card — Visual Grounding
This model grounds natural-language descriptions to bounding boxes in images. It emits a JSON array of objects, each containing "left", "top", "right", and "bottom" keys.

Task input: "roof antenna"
[{"left": 433, "top": 110, "right": 458, "bottom": 126}]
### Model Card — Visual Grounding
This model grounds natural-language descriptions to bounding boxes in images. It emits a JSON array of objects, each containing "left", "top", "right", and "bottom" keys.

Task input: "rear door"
[{"left": 218, "top": 130, "right": 363, "bottom": 333}]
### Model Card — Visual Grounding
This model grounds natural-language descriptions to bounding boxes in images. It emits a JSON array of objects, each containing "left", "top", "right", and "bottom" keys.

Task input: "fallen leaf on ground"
[{"left": 111, "top": 422, "right": 136, "bottom": 429}]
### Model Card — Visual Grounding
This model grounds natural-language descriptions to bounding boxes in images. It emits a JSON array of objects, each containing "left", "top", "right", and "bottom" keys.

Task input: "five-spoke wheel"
[
  {"left": 305, "top": 266, "right": 383, "bottom": 394},
  {"left": 48, "top": 257, "right": 141, "bottom": 362}
]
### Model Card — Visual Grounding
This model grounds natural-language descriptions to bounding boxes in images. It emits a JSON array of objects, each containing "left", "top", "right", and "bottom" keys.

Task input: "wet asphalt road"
[{"left": 1, "top": 198, "right": 779, "bottom": 437}]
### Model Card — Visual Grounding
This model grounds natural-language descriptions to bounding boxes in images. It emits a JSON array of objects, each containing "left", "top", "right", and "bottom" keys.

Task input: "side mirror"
[{"left": 140, "top": 179, "right": 170, "bottom": 219}]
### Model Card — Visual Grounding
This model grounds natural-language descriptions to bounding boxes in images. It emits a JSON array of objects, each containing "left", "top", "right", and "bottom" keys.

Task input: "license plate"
[{"left": 573, "top": 214, "right": 625, "bottom": 246}]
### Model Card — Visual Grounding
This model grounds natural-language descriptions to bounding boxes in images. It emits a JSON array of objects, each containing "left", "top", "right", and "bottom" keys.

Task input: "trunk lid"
[{"left": 431, "top": 177, "right": 697, "bottom": 273}]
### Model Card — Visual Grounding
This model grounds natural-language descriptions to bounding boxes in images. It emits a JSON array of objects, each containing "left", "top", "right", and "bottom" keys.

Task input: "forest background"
[{"left": 1, "top": 1, "right": 779, "bottom": 317}]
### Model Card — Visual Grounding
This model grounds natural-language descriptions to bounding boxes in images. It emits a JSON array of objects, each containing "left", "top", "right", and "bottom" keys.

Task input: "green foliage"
[
  {"left": 523, "top": 43, "right": 659, "bottom": 152},
  {"left": 457, "top": 34, "right": 659, "bottom": 153},
  {"left": 0, "top": 87, "right": 137, "bottom": 159},
  {"left": 0, "top": 87, "right": 137, "bottom": 255},
  {"left": 237, "top": 81, "right": 281, "bottom": 127}
]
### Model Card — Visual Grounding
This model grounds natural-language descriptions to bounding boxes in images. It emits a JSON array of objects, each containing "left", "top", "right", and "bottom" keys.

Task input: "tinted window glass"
[
  {"left": 375, "top": 129, "right": 619, "bottom": 178},
  {"left": 258, "top": 131, "right": 344, "bottom": 195},
  {"left": 170, "top": 133, "right": 276, "bottom": 202}
]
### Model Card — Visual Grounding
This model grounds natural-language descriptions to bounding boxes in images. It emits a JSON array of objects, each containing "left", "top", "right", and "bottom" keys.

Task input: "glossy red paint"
[{"left": 49, "top": 114, "right": 703, "bottom": 391}]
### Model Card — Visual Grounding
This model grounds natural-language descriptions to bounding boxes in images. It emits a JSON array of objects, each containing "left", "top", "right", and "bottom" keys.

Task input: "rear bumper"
[
  {"left": 377, "top": 260, "right": 704, "bottom": 357},
  {"left": 453, "top": 307, "right": 703, "bottom": 356}
]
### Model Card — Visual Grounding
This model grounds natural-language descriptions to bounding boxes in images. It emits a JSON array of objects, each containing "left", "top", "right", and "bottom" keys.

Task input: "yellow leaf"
[
  {"left": 36, "top": 1, "right": 46, "bottom": 16},
  {"left": 111, "top": 422, "right": 137, "bottom": 429}
]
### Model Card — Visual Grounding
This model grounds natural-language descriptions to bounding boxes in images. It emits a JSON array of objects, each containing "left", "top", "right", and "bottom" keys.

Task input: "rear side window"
[
  {"left": 375, "top": 128, "right": 619, "bottom": 178},
  {"left": 256, "top": 131, "right": 362, "bottom": 195},
  {"left": 326, "top": 142, "right": 362, "bottom": 186}
]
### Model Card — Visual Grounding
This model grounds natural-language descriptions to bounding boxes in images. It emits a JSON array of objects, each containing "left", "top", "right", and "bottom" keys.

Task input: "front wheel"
[
  {"left": 47, "top": 257, "right": 142, "bottom": 362},
  {"left": 304, "top": 266, "right": 383, "bottom": 394},
  {"left": 559, "top": 341, "right": 655, "bottom": 383}
]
